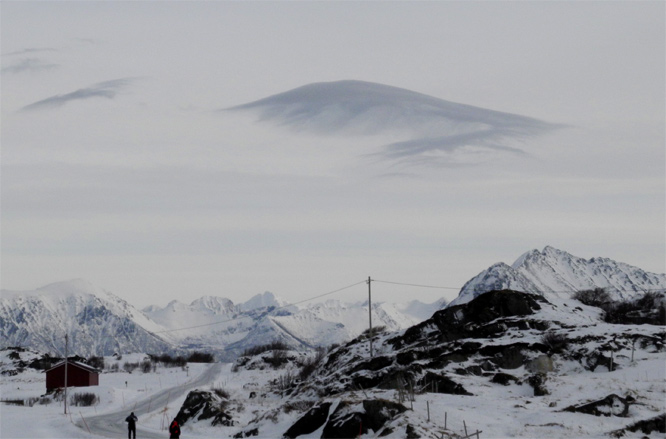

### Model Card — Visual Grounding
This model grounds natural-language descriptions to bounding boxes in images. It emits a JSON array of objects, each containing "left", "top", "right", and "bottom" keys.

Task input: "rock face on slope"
[
  {"left": 268, "top": 287, "right": 664, "bottom": 438},
  {"left": 451, "top": 246, "right": 666, "bottom": 306},
  {"left": 162, "top": 284, "right": 665, "bottom": 439},
  {"left": 292, "top": 290, "right": 554, "bottom": 398}
]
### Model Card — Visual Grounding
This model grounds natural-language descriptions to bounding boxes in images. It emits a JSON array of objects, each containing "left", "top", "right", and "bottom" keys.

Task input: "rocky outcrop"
[
  {"left": 176, "top": 390, "right": 234, "bottom": 426},
  {"left": 564, "top": 394, "right": 634, "bottom": 417},
  {"left": 392, "top": 290, "right": 546, "bottom": 349},
  {"left": 283, "top": 399, "right": 407, "bottom": 439}
]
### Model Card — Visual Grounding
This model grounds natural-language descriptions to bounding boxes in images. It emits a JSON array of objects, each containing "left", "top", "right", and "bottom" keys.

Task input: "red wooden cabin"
[{"left": 45, "top": 360, "right": 100, "bottom": 391}]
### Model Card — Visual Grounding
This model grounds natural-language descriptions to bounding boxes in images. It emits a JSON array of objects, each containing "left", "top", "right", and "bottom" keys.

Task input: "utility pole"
[
  {"left": 367, "top": 276, "right": 373, "bottom": 358},
  {"left": 64, "top": 333, "right": 68, "bottom": 415}
]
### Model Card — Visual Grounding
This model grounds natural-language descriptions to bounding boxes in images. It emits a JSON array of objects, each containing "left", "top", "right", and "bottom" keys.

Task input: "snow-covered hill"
[
  {"left": 450, "top": 246, "right": 666, "bottom": 306},
  {"left": 0, "top": 279, "right": 174, "bottom": 356}
]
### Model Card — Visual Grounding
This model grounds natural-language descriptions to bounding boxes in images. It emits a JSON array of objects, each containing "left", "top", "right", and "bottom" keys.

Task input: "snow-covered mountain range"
[
  {"left": 1, "top": 246, "right": 663, "bottom": 358},
  {"left": 0, "top": 280, "right": 443, "bottom": 359},
  {"left": 450, "top": 246, "right": 666, "bottom": 306}
]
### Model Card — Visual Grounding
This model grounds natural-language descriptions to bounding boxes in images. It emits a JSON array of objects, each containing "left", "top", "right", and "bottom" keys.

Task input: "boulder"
[
  {"left": 283, "top": 402, "right": 332, "bottom": 439},
  {"left": 526, "top": 355, "right": 554, "bottom": 373},
  {"left": 564, "top": 394, "right": 633, "bottom": 417}
]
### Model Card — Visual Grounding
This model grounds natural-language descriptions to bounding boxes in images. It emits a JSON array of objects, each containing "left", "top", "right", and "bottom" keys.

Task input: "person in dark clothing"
[
  {"left": 125, "top": 412, "right": 138, "bottom": 439},
  {"left": 169, "top": 418, "right": 181, "bottom": 439}
]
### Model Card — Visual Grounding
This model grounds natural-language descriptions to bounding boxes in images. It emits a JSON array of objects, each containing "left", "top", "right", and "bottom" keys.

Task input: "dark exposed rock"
[
  {"left": 406, "top": 424, "right": 421, "bottom": 438},
  {"left": 484, "top": 344, "right": 527, "bottom": 369},
  {"left": 350, "top": 355, "right": 393, "bottom": 373},
  {"left": 175, "top": 390, "right": 233, "bottom": 427},
  {"left": 362, "top": 400, "right": 407, "bottom": 432},
  {"left": 283, "top": 402, "right": 332, "bottom": 438},
  {"left": 614, "top": 414, "right": 666, "bottom": 435},
  {"left": 392, "top": 290, "right": 545, "bottom": 349},
  {"left": 419, "top": 372, "right": 472, "bottom": 395},
  {"left": 564, "top": 394, "right": 633, "bottom": 417},
  {"left": 233, "top": 427, "right": 258, "bottom": 438},
  {"left": 527, "top": 373, "right": 549, "bottom": 396},
  {"left": 585, "top": 351, "right": 616, "bottom": 372},
  {"left": 491, "top": 372, "right": 519, "bottom": 385},
  {"left": 396, "top": 351, "right": 416, "bottom": 365},
  {"left": 319, "top": 399, "right": 407, "bottom": 439},
  {"left": 454, "top": 365, "right": 483, "bottom": 376}
]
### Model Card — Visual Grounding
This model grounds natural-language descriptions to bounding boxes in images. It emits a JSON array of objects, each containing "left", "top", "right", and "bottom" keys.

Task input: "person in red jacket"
[{"left": 169, "top": 418, "right": 181, "bottom": 438}]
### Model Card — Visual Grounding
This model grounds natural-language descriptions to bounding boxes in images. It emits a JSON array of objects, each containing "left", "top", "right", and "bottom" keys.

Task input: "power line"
[
  {"left": 373, "top": 279, "right": 666, "bottom": 295},
  {"left": 372, "top": 279, "right": 460, "bottom": 290}
]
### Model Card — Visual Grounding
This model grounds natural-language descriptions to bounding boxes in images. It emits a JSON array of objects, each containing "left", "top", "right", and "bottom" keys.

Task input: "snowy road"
[{"left": 77, "top": 363, "right": 222, "bottom": 438}]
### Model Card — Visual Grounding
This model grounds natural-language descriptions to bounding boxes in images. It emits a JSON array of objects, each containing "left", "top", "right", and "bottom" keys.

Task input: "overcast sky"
[{"left": 1, "top": 1, "right": 664, "bottom": 309}]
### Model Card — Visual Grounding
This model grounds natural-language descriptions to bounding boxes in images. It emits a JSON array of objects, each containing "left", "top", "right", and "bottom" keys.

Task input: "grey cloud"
[
  {"left": 20, "top": 78, "right": 138, "bottom": 111},
  {"left": 228, "top": 80, "right": 562, "bottom": 166},
  {"left": 2, "top": 58, "right": 59, "bottom": 74},
  {"left": 2, "top": 47, "right": 58, "bottom": 56}
]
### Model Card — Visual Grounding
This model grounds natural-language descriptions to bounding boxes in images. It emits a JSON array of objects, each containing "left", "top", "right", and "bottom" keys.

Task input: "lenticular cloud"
[{"left": 227, "top": 80, "right": 561, "bottom": 167}]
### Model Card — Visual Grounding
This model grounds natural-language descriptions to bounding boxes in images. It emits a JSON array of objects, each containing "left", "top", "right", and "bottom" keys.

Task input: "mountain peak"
[
  {"left": 454, "top": 247, "right": 666, "bottom": 306},
  {"left": 240, "top": 291, "right": 286, "bottom": 312}
]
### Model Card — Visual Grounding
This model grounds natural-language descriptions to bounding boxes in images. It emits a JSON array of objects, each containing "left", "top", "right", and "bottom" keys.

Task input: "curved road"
[{"left": 78, "top": 363, "right": 222, "bottom": 438}]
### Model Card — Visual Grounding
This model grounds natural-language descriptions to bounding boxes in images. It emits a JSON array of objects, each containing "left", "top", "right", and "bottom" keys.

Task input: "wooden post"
[
  {"left": 445, "top": 412, "right": 447, "bottom": 430},
  {"left": 368, "top": 277, "right": 373, "bottom": 358},
  {"left": 64, "top": 334, "right": 68, "bottom": 415},
  {"left": 427, "top": 401, "right": 430, "bottom": 422},
  {"left": 464, "top": 420, "right": 468, "bottom": 437},
  {"left": 610, "top": 351, "right": 614, "bottom": 372}
]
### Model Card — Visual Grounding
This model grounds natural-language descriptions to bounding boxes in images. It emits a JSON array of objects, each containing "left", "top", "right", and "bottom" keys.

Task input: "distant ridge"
[{"left": 0, "top": 280, "right": 442, "bottom": 358}]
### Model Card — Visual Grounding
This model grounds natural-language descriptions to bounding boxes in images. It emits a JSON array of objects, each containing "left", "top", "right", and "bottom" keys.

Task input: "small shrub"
[
  {"left": 273, "top": 371, "right": 296, "bottom": 393},
  {"left": 241, "top": 341, "right": 289, "bottom": 357},
  {"left": 283, "top": 400, "right": 314, "bottom": 414},
  {"left": 123, "top": 362, "right": 139, "bottom": 374},
  {"left": 1, "top": 399, "right": 25, "bottom": 406},
  {"left": 212, "top": 385, "right": 230, "bottom": 399},
  {"left": 265, "top": 349, "right": 288, "bottom": 369},
  {"left": 299, "top": 347, "right": 327, "bottom": 381},
  {"left": 147, "top": 353, "right": 187, "bottom": 368},
  {"left": 541, "top": 331, "right": 569, "bottom": 353},
  {"left": 70, "top": 392, "right": 98, "bottom": 407},
  {"left": 187, "top": 351, "right": 215, "bottom": 363},
  {"left": 361, "top": 325, "right": 387, "bottom": 338},
  {"left": 141, "top": 360, "right": 152, "bottom": 373},
  {"left": 573, "top": 288, "right": 612, "bottom": 308}
]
